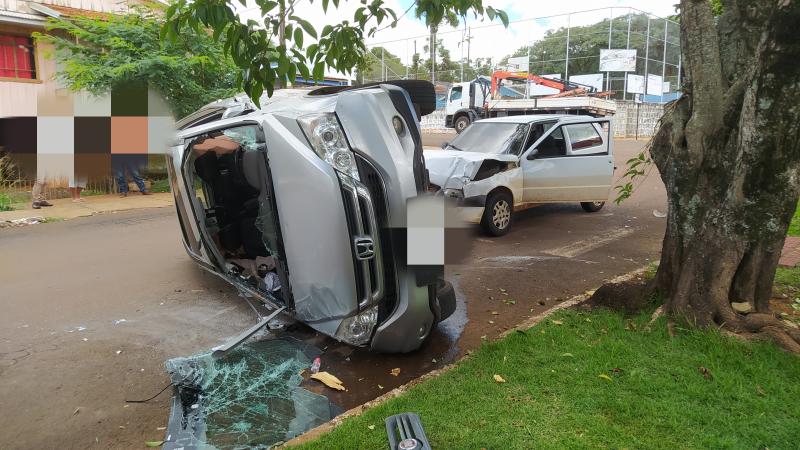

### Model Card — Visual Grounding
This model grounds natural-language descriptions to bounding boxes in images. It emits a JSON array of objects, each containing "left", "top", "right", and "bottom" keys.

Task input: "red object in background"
[{"left": 0, "top": 34, "right": 35, "bottom": 79}]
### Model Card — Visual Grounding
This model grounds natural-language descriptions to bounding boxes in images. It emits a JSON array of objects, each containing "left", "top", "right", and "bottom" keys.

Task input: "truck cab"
[{"left": 444, "top": 77, "right": 490, "bottom": 133}]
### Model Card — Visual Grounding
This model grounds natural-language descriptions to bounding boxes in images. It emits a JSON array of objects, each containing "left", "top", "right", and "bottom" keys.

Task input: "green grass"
[
  {"left": 788, "top": 202, "right": 800, "bottom": 237},
  {"left": 0, "top": 192, "right": 14, "bottom": 211},
  {"left": 149, "top": 178, "right": 171, "bottom": 193},
  {"left": 297, "top": 309, "right": 800, "bottom": 450}
]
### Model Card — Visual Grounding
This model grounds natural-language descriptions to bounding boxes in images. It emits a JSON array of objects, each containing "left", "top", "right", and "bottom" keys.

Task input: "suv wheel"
[
  {"left": 581, "top": 201, "right": 605, "bottom": 212},
  {"left": 454, "top": 115, "right": 470, "bottom": 133},
  {"left": 481, "top": 192, "right": 513, "bottom": 236}
]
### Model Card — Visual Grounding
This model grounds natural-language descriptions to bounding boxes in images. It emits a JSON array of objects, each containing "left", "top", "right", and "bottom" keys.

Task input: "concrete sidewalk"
[{"left": 0, "top": 192, "right": 174, "bottom": 223}]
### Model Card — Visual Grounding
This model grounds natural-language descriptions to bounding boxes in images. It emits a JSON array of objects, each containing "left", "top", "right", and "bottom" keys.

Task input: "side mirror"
[
  {"left": 440, "top": 141, "right": 450, "bottom": 149},
  {"left": 527, "top": 148, "right": 540, "bottom": 160}
]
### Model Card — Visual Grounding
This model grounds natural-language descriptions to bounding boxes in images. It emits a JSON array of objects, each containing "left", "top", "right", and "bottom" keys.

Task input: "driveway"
[{"left": 0, "top": 137, "right": 665, "bottom": 449}]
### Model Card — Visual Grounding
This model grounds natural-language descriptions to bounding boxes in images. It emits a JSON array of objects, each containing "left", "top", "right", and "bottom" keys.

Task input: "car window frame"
[
  {"left": 524, "top": 120, "right": 610, "bottom": 160},
  {"left": 563, "top": 122, "right": 607, "bottom": 156}
]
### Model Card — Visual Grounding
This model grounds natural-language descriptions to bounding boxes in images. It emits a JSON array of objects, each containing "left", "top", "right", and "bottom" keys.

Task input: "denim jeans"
[{"left": 114, "top": 165, "right": 147, "bottom": 194}]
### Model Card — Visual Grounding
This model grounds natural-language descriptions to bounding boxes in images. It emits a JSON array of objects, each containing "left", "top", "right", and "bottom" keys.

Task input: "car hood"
[{"left": 424, "top": 149, "right": 518, "bottom": 188}]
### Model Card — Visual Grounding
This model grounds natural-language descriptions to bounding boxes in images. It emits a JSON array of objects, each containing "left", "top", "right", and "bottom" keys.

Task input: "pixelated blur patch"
[
  {"left": 75, "top": 117, "right": 111, "bottom": 154},
  {"left": 0, "top": 117, "right": 37, "bottom": 154},
  {"left": 111, "top": 82, "right": 148, "bottom": 116},
  {"left": 111, "top": 116, "right": 148, "bottom": 154}
]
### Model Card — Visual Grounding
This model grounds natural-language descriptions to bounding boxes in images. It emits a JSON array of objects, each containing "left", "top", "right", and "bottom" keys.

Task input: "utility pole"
[{"left": 430, "top": 25, "right": 437, "bottom": 84}]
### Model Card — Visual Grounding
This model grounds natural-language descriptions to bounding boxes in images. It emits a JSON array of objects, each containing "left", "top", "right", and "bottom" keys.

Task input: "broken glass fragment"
[{"left": 163, "top": 338, "right": 337, "bottom": 450}]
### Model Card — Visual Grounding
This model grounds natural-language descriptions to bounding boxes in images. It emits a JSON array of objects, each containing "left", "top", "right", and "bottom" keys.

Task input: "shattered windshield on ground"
[{"left": 163, "top": 338, "right": 339, "bottom": 450}]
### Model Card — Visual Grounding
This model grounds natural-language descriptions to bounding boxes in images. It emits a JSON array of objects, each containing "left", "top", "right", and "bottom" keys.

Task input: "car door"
[
  {"left": 521, "top": 119, "right": 613, "bottom": 202},
  {"left": 167, "top": 142, "right": 217, "bottom": 270}
]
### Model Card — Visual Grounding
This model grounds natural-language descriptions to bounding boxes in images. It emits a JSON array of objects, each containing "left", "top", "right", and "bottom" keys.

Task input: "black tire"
[
  {"left": 381, "top": 80, "right": 437, "bottom": 116},
  {"left": 581, "top": 201, "right": 605, "bottom": 212},
  {"left": 454, "top": 115, "right": 471, "bottom": 133},
  {"left": 481, "top": 191, "right": 513, "bottom": 236}
]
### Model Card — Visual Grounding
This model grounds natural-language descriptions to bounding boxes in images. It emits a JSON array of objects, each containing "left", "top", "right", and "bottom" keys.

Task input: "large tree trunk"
[{"left": 650, "top": 0, "right": 800, "bottom": 351}]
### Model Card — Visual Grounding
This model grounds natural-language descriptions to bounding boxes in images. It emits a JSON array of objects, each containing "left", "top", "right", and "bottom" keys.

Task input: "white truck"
[{"left": 444, "top": 75, "right": 617, "bottom": 133}]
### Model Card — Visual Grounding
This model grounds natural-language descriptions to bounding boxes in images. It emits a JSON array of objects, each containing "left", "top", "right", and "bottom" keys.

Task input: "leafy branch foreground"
[{"left": 295, "top": 307, "right": 799, "bottom": 449}]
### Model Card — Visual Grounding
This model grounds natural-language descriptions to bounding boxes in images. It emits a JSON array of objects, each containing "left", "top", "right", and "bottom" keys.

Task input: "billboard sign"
[
  {"left": 626, "top": 74, "right": 645, "bottom": 94},
  {"left": 600, "top": 49, "right": 637, "bottom": 72},
  {"left": 507, "top": 56, "right": 529, "bottom": 71},
  {"left": 569, "top": 73, "right": 604, "bottom": 92},
  {"left": 647, "top": 74, "right": 663, "bottom": 96}
]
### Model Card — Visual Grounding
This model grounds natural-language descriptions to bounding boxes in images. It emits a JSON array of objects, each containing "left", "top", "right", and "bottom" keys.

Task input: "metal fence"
[{"left": 361, "top": 7, "right": 680, "bottom": 104}]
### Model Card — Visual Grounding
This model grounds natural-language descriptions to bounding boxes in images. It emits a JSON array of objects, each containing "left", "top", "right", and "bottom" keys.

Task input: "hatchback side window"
[
  {"left": 449, "top": 86, "right": 462, "bottom": 102},
  {"left": 536, "top": 126, "right": 567, "bottom": 157},
  {"left": 564, "top": 123, "right": 604, "bottom": 153}
]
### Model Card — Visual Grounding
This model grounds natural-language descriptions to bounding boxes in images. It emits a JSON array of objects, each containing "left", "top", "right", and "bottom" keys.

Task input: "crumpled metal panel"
[{"left": 163, "top": 338, "right": 336, "bottom": 450}]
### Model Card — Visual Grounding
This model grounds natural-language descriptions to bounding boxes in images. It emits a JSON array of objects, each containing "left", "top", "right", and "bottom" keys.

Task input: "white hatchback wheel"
[{"left": 492, "top": 199, "right": 511, "bottom": 230}]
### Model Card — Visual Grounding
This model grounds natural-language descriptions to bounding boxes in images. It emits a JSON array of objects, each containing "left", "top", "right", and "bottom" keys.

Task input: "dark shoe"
[
  {"left": 141, "top": 191, "right": 152, "bottom": 196},
  {"left": 38, "top": 200, "right": 53, "bottom": 207},
  {"left": 119, "top": 192, "right": 128, "bottom": 198}
]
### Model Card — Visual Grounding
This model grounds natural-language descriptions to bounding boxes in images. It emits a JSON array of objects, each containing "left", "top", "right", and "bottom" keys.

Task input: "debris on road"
[
  {"left": 390, "top": 368, "right": 401, "bottom": 377},
  {"left": 310, "top": 356, "right": 321, "bottom": 374},
  {"left": 113, "top": 319, "right": 127, "bottom": 325},
  {"left": 493, "top": 374, "right": 506, "bottom": 383},
  {"left": 0, "top": 216, "right": 46, "bottom": 228},
  {"left": 310, "top": 371, "right": 346, "bottom": 391},
  {"left": 653, "top": 209, "right": 667, "bottom": 218}
]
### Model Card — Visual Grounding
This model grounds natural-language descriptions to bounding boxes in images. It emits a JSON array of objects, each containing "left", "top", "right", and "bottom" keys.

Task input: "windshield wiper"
[{"left": 446, "top": 143, "right": 467, "bottom": 152}]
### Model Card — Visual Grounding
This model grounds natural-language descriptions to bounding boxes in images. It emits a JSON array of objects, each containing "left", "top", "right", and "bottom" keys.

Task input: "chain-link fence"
[{"left": 361, "top": 7, "right": 680, "bottom": 104}]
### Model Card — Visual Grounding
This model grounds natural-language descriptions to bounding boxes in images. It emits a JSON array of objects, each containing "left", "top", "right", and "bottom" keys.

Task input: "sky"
[{"left": 237, "top": 0, "right": 679, "bottom": 71}]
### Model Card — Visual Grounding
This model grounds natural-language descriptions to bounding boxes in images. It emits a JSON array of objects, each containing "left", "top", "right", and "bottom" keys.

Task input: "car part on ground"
[
  {"left": 385, "top": 412, "right": 432, "bottom": 450},
  {"left": 168, "top": 81, "right": 456, "bottom": 353}
]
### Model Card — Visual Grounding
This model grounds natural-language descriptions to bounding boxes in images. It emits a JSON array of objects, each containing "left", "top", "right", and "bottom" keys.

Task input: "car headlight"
[
  {"left": 334, "top": 305, "right": 378, "bottom": 346},
  {"left": 298, "top": 113, "right": 360, "bottom": 180}
]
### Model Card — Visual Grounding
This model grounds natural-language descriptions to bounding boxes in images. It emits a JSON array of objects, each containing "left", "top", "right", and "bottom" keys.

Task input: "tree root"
[{"left": 720, "top": 309, "right": 800, "bottom": 353}]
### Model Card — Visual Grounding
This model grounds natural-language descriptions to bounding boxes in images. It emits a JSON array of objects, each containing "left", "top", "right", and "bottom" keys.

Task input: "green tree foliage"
[
  {"left": 163, "top": 0, "right": 508, "bottom": 104},
  {"left": 35, "top": 8, "right": 239, "bottom": 118}
]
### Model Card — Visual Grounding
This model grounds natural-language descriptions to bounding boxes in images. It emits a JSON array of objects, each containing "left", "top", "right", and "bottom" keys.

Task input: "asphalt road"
[{"left": 0, "top": 137, "right": 666, "bottom": 449}]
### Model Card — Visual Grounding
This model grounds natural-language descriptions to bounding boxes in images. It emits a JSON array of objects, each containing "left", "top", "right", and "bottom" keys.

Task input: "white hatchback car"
[{"left": 425, "top": 115, "right": 614, "bottom": 235}]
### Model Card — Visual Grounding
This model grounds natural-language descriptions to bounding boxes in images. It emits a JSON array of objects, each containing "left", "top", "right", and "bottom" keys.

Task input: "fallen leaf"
[
  {"left": 552, "top": 320, "right": 563, "bottom": 325},
  {"left": 378, "top": 384, "right": 384, "bottom": 389},
  {"left": 561, "top": 353, "right": 574, "bottom": 358},
  {"left": 310, "top": 371, "right": 346, "bottom": 391},
  {"left": 480, "top": 335, "right": 487, "bottom": 340},
  {"left": 368, "top": 425, "right": 376, "bottom": 430},
  {"left": 156, "top": 427, "right": 166, "bottom": 431},
  {"left": 491, "top": 311, "right": 499, "bottom": 315},
  {"left": 756, "top": 385, "right": 766, "bottom": 396},
  {"left": 499, "top": 288, "right": 507, "bottom": 293},
  {"left": 431, "top": 358, "right": 437, "bottom": 363},
  {"left": 390, "top": 368, "right": 401, "bottom": 377},
  {"left": 598, "top": 374, "right": 613, "bottom": 382},
  {"left": 493, "top": 374, "right": 506, "bottom": 383},
  {"left": 145, "top": 441, "right": 164, "bottom": 448},
  {"left": 73, "top": 407, "right": 80, "bottom": 416},
  {"left": 488, "top": 320, "right": 495, "bottom": 324},
  {"left": 698, "top": 366, "right": 713, "bottom": 380}
]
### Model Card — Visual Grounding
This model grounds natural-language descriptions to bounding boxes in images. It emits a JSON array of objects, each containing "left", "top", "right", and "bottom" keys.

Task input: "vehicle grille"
[
  {"left": 355, "top": 156, "right": 399, "bottom": 323},
  {"left": 338, "top": 170, "right": 385, "bottom": 311}
]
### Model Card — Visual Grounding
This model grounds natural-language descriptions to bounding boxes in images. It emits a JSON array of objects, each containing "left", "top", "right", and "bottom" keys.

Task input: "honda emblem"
[{"left": 354, "top": 236, "right": 375, "bottom": 260}]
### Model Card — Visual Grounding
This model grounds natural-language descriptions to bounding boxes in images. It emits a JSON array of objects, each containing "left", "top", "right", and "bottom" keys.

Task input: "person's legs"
[
  {"left": 31, "top": 180, "right": 52, "bottom": 209},
  {"left": 129, "top": 165, "right": 149, "bottom": 194}
]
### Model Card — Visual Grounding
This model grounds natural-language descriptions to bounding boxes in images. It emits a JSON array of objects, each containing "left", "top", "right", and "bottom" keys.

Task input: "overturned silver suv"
[{"left": 166, "top": 81, "right": 455, "bottom": 353}]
